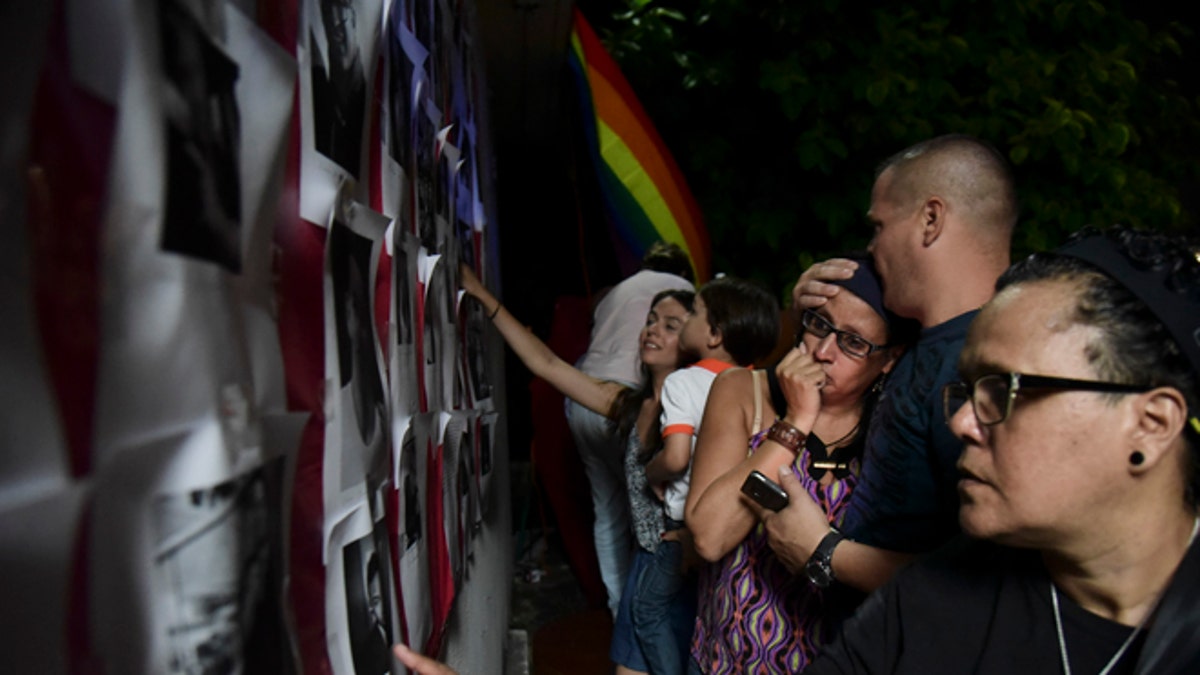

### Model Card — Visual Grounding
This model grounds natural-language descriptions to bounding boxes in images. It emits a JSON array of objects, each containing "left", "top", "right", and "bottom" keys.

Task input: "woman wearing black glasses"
[
  {"left": 806, "top": 226, "right": 1200, "bottom": 674},
  {"left": 683, "top": 257, "right": 917, "bottom": 674}
]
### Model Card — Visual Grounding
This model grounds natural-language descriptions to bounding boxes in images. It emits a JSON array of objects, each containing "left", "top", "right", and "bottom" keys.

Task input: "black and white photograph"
[
  {"left": 460, "top": 280, "right": 491, "bottom": 405},
  {"left": 330, "top": 215, "right": 386, "bottom": 453},
  {"left": 476, "top": 412, "right": 496, "bottom": 518},
  {"left": 323, "top": 202, "right": 390, "bottom": 518},
  {"left": 414, "top": 92, "right": 439, "bottom": 253},
  {"left": 437, "top": 413, "right": 464, "bottom": 590},
  {"left": 461, "top": 415, "right": 482, "bottom": 533},
  {"left": 396, "top": 413, "right": 434, "bottom": 657},
  {"left": 340, "top": 521, "right": 394, "bottom": 675},
  {"left": 389, "top": 230, "right": 421, "bottom": 424},
  {"left": 151, "top": 465, "right": 289, "bottom": 674},
  {"left": 418, "top": 254, "right": 456, "bottom": 413},
  {"left": 308, "top": 0, "right": 367, "bottom": 178},
  {"left": 385, "top": 2, "right": 418, "bottom": 172},
  {"left": 400, "top": 426, "right": 421, "bottom": 549},
  {"left": 393, "top": 228, "right": 416, "bottom": 348},
  {"left": 158, "top": 0, "right": 243, "bottom": 272}
]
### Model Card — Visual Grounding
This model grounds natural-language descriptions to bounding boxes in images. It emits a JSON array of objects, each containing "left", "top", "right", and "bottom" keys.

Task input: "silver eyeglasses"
[{"left": 942, "top": 372, "right": 1152, "bottom": 425}]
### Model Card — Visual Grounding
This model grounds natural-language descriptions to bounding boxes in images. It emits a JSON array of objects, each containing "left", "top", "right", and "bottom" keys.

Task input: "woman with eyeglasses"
[
  {"left": 683, "top": 257, "right": 918, "bottom": 674},
  {"left": 805, "top": 226, "right": 1200, "bottom": 674}
]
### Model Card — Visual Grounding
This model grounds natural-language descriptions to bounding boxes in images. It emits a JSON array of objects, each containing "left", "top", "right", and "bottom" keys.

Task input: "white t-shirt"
[
  {"left": 577, "top": 269, "right": 694, "bottom": 386},
  {"left": 659, "top": 359, "right": 736, "bottom": 522}
]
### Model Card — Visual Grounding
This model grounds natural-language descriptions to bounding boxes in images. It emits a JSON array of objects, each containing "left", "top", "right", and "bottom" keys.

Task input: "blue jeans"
[
  {"left": 610, "top": 548, "right": 652, "bottom": 671},
  {"left": 631, "top": 527, "right": 697, "bottom": 675},
  {"left": 565, "top": 398, "right": 632, "bottom": 616}
]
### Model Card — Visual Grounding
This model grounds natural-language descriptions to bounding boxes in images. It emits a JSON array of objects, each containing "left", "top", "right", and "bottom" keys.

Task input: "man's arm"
[
  {"left": 761, "top": 466, "right": 913, "bottom": 593},
  {"left": 802, "top": 584, "right": 898, "bottom": 675}
]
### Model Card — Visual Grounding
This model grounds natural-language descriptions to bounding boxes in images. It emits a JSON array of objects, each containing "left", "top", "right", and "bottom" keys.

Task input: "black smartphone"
[{"left": 740, "top": 470, "right": 789, "bottom": 512}]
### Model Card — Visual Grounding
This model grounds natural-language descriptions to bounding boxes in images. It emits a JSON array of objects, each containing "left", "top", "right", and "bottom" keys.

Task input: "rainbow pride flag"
[{"left": 567, "top": 8, "right": 711, "bottom": 283}]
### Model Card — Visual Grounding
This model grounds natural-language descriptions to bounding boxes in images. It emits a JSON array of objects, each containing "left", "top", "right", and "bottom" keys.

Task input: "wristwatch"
[{"left": 804, "top": 530, "right": 845, "bottom": 588}]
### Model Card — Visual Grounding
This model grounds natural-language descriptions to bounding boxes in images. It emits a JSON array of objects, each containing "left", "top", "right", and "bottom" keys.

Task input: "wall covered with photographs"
[{"left": 1, "top": 0, "right": 508, "bottom": 672}]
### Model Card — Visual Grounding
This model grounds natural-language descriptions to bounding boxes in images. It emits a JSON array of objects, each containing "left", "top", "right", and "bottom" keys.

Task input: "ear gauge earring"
[{"left": 1130, "top": 451, "right": 1146, "bottom": 466}]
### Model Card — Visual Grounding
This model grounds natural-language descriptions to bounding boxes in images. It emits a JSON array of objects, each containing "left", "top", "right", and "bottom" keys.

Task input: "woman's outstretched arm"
[{"left": 460, "top": 263, "right": 624, "bottom": 417}]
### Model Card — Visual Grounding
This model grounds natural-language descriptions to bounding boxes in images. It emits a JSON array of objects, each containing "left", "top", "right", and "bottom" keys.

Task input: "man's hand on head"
[{"left": 792, "top": 258, "right": 859, "bottom": 311}]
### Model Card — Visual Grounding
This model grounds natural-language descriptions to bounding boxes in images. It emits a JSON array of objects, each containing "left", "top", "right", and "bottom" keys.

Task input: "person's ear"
[
  {"left": 879, "top": 345, "right": 906, "bottom": 375},
  {"left": 921, "top": 197, "right": 946, "bottom": 247},
  {"left": 707, "top": 325, "right": 724, "bottom": 351},
  {"left": 1127, "top": 387, "right": 1188, "bottom": 473}
]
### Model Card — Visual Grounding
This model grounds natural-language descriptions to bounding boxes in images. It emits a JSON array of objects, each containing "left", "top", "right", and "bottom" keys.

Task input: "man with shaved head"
[{"left": 761, "top": 134, "right": 1017, "bottom": 594}]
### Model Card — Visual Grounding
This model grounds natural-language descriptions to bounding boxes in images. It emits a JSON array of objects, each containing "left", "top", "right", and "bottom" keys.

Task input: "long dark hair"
[{"left": 607, "top": 289, "right": 696, "bottom": 460}]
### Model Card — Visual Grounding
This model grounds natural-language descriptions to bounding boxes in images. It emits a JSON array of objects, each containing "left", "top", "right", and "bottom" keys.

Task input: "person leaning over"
[
  {"left": 806, "top": 225, "right": 1200, "bottom": 673},
  {"left": 774, "top": 134, "right": 1017, "bottom": 592}
]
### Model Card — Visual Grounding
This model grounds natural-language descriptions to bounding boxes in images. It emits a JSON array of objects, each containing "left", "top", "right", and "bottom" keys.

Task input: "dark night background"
[{"left": 476, "top": 0, "right": 1200, "bottom": 465}]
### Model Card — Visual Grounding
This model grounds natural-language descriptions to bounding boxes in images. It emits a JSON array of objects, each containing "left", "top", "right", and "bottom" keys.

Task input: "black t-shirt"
[{"left": 806, "top": 538, "right": 1141, "bottom": 674}]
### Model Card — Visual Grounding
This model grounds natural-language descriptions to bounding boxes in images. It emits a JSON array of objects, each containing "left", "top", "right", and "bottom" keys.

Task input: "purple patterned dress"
[{"left": 689, "top": 431, "right": 863, "bottom": 673}]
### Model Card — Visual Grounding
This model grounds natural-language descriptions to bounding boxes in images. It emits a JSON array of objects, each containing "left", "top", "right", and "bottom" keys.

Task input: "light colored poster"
[
  {"left": 393, "top": 413, "right": 431, "bottom": 658},
  {"left": 329, "top": 437, "right": 400, "bottom": 675},
  {"left": 424, "top": 411, "right": 455, "bottom": 649},
  {"left": 476, "top": 411, "right": 498, "bottom": 519},
  {"left": 150, "top": 458, "right": 291, "bottom": 674},
  {"left": 390, "top": 228, "right": 420, "bottom": 419},
  {"left": 92, "top": 0, "right": 289, "bottom": 471},
  {"left": 323, "top": 497, "right": 397, "bottom": 675},
  {"left": 459, "top": 412, "right": 482, "bottom": 535},
  {"left": 89, "top": 414, "right": 284, "bottom": 673},
  {"left": 321, "top": 194, "right": 390, "bottom": 523},
  {"left": 440, "top": 411, "right": 465, "bottom": 587},
  {"left": 298, "top": 0, "right": 383, "bottom": 226},
  {"left": 415, "top": 250, "right": 455, "bottom": 413},
  {"left": 455, "top": 288, "right": 493, "bottom": 412}
]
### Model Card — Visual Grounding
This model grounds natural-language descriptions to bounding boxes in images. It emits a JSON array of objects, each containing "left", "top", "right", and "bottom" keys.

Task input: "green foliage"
[{"left": 589, "top": 0, "right": 1200, "bottom": 294}]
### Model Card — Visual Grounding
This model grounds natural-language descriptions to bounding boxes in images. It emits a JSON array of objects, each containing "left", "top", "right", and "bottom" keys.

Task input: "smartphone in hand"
[{"left": 740, "top": 470, "right": 789, "bottom": 512}]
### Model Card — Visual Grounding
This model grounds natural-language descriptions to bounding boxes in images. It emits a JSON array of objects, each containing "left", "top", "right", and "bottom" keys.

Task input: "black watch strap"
[
  {"left": 805, "top": 530, "right": 845, "bottom": 587},
  {"left": 813, "top": 530, "right": 844, "bottom": 559}
]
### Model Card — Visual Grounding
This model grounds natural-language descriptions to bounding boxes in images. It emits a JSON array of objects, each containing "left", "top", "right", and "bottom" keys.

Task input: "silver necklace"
[{"left": 1051, "top": 516, "right": 1200, "bottom": 675}]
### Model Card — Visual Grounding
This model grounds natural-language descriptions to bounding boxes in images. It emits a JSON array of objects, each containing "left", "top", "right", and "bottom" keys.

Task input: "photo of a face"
[
  {"left": 330, "top": 218, "right": 385, "bottom": 448},
  {"left": 158, "top": 0, "right": 243, "bottom": 271},
  {"left": 341, "top": 531, "right": 393, "bottom": 675},
  {"left": 309, "top": 0, "right": 367, "bottom": 177}
]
